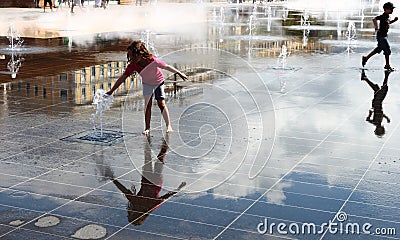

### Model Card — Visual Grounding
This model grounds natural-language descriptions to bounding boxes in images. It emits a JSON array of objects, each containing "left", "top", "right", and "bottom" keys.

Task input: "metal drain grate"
[{"left": 61, "top": 129, "right": 137, "bottom": 146}]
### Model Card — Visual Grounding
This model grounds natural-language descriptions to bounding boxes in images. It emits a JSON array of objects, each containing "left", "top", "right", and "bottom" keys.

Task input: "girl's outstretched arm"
[
  {"left": 112, "top": 179, "right": 135, "bottom": 199},
  {"left": 161, "top": 64, "right": 188, "bottom": 81},
  {"left": 106, "top": 73, "right": 129, "bottom": 95}
]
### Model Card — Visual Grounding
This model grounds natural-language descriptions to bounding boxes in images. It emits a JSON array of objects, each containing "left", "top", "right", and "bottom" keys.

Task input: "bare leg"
[
  {"left": 385, "top": 54, "right": 390, "bottom": 67},
  {"left": 362, "top": 49, "right": 378, "bottom": 67},
  {"left": 157, "top": 99, "right": 173, "bottom": 133},
  {"left": 366, "top": 49, "right": 377, "bottom": 60},
  {"left": 143, "top": 95, "right": 152, "bottom": 135}
]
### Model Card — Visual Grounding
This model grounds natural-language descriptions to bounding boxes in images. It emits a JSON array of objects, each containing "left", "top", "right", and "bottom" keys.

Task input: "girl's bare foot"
[
  {"left": 142, "top": 129, "right": 150, "bottom": 135},
  {"left": 166, "top": 126, "right": 173, "bottom": 133}
]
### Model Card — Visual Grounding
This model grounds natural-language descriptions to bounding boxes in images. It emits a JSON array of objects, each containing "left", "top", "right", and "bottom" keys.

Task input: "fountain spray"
[{"left": 91, "top": 89, "right": 113, "bottom": 138}]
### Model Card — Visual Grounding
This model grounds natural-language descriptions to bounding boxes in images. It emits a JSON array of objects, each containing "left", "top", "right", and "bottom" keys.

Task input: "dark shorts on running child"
[
  {"left": 44, "top": 0, "right": 53, "bottom": 6},
  {"left": 142, "top": 82, "right": 165, "bottom": 100},
  {"left": 374, "top": 36, "right": 391, "bottom": 55}
]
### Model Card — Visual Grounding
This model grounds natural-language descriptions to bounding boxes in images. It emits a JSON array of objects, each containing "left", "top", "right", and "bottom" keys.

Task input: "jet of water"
[
  {"left": 3, "top": 23, "right": 24, "bottom": 79},
  {"left": 140, "top": 30, "right": 158, "bottom": 56},
  {"left": 276, "top": 45, "right": 289, "bottom": 69},
  {"left": 345, "top": 21, "right": 357, "bottom": 41},
  {"left": 92, "top": 89, "right": 113, "bottom": 137},
  {"left": 345, "top": 20, "right": 357, "bottom": 54},
  {"left": 7, "top": 23, "right": 24, "bottom": 50},
  {"left": 7, "top": 51, "right": 23, "bottom": 79}
]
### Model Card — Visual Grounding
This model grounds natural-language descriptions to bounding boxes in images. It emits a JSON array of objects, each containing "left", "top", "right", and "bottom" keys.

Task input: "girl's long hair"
[{"left": 127, "top": 41, "right": 153, "bottom": 63}]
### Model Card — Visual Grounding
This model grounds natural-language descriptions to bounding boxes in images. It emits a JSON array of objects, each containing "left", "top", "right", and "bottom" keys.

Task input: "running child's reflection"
[
  {"left": 362, "top": 70, "right": 391, "bottom": 137},
  {"left": 111, "top": 135, "right": 186, "bottom": 225}
]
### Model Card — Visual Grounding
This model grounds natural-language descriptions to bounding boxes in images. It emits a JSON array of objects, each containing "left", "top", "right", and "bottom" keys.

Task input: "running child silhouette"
[
  {"left": 362, "top": 2, "right": 398, "bottom": 71},
  {"left": 361, "top": 70, "right": 391, "bottom": 137},
  {"left": 106, "top": 41, "right": 188, "bottom": 135}
]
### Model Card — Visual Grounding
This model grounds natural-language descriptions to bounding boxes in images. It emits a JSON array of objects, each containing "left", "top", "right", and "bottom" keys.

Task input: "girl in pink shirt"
[{"left": 106, "top": 41, "right": 187, "bottom": 135}]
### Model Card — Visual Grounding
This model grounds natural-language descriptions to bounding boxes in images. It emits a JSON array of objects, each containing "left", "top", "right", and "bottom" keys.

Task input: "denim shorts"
[
  {"left": 142, "top": 82, "right": 165, "bottom": 100},
  {"left": 374, "top": 36, "right": 391, "bottom": 55}
]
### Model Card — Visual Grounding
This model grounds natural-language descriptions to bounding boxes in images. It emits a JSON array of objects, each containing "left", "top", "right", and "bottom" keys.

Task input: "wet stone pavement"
[{"left": 0, "top": 1, "right": 400, "bottom": 239}]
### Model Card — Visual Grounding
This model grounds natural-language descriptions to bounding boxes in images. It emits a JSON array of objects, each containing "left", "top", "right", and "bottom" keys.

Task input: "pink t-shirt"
[{"left": 124, "top": 56, "right": 167, "bottom": 85}]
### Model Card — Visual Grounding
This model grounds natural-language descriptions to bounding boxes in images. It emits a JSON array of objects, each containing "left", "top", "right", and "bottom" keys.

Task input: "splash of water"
[
  {"left": 247, "top": 11, "right": 259, "bottom": 56},
  {"left": 301, "top": 11, "right": 311, "bottom": 47},
  {"left": 345, "top": 20, "right": 357, "bottom": 54},
  {"left": 6, "top": 52, "right": 23, "bottom": 79},
  {"left": 248, "top": 15, "right": 256, "bottom": 37},
  {"left": 266, "top": 6, "right": 272, "bottom": 32},
  {"left": 345, "top": 21, "right": 357, "bottom": 41},
  {"left": 276, "top": 45, "right": 289, "bottom": 69},
  {"left": 3, "top": 24, "right": 24, "bottom": 79},
  {"left": 7, "top": 23, "right": 24, "bottom": 50},
  {"left": 140, "top": 30, "right": 158, "bottom": 56},
  {"left": 280, "top": 78, "right": 286, "bottom": 93},
  {"left": 91, "top": 89, "right": 113, "bottom": 137}
]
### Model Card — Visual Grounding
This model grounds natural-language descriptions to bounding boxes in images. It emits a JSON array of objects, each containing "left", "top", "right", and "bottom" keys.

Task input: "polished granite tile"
[
  {"left": 322, "top": 232, "right": 390, "bottom": 239},
  {"left": 216, "top": 228, "right": 294, "bottom": 240},
  {"left": 108, "top": 229, "right": 187, "bottom": 240},
  {"left": 0, "top": 229, "right": 62, "bottom": 240},
  {"left": 0, "top": 205, "right": 41, "bottom": 228},
  {"left": 18, "top": 213, "right": 121, "bottom": 239},
  {"left": 170, "top": 192, "right": 256, "bottom": 214},
  {"left": 123, "top": 214, "right": 226, "bottom": 239},
  {"left": 348, "top": 190, "right": 400, "bottom": 210},
  {"left": 4, "top": 153, "right": 78, "bottom": 169},
  {"left": 267, "top": 180, "right": 353, "bottom": 201},
  {"left": 342, "top": 201, "right": 400, "bottom": 223},
  {"left": 0, "top": 189, "right": 70, "bottom": 213},
  {"left": 321, "top": 213, "right": 399, "bottom": 239},
  {"left": 0, "top": 174, "right": 30, "bottom": 189},
  {"left": 228, "top": 213, "right": 326, "bottom": 240},
  {"left": 0, "top": 225, "right": 14, "bottom": 236},
  {"left": 35, "top": 169, "right": 114, "bottom": 189},
  {"left": 259, "top": 190, "right": 344, "bottom": 212},
  {"left": 9, "top": 179, "right": 95, "bottom": 201},
  {"left": 0, "top": 161, "right": 50, "bottom": 179},
  {"left": 362, "top": 164, "right": 400, "bottom": 183},
  {"left": 246, "top": 202, "right": 334, "bottom": 226}
]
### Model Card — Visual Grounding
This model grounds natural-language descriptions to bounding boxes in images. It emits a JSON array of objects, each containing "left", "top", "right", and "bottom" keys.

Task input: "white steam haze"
[
  {"left": 287, "top": 0, "right": 365, "bottom": 11},
  {"left": 0, "top": 3, "right": 207, "bottom": 45},
  {"left": 287, "top": 0, "right": 400, "bottom": 18}
]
